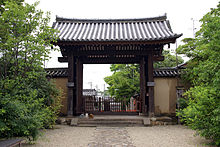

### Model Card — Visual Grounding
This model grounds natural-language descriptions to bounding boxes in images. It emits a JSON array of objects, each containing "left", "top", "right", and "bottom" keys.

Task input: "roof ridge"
[
  {"left": 154, "top": 68, "right": 177, "bottom": 70},
  {"left": 45, "top": 67, "right": 180, "bottom": 78},
  {"left": 55, "top": 14, "right": 167, "bottom": 23}
]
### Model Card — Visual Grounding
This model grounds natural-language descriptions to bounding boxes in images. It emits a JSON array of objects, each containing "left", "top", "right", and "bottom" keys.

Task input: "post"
[
  {"left": 140, "top": 57, "right": 147, "bottom": 114},
  {"left": 76, "top": 58, "right": 83, "bottom": 114},
  {"left": 147, "top": 54, "right": 155, "bottom": 116},
  {"left": 99, "top": 97, "right": 101, "bottom": 112},
  {"left": 67, "top": 51, "right": 75, "bottom": 116}
]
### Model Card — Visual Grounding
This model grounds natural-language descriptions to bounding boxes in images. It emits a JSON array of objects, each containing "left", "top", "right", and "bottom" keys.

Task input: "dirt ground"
[{"left": 22, "top": 125, "right": 212, "bottom": 147}]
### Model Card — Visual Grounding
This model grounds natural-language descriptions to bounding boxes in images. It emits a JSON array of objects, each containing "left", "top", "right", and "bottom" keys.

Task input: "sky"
[{"left": 25, "top": 0, "right": 219, "bottom": 91}]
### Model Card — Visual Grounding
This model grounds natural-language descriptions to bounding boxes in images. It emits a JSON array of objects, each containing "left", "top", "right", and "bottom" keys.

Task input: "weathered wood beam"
[
  {"left": 59, "top": 55, "right": 164, "bottom": 63},
  {"left": 69, "top": 50, "right": 153, "bottom": 56},
  {"left": 58, "top": 57, "right": 67, "bottom": 62},
  {"left": 59, "top": 56, "right": 142, "bottom": 64},
  {"left": 140, "top": 57, "right": 146, "bottom": 114},
  {"left": 147, "top": 54, "right": 155, "bottom": 116},
  {"left": 76, "top": 58, "right": 83, "bottom": 114},
  {"left": 81, "top": 57, "right": 141, "bottom": 64},
  {"left": 59, "top": 44, "right": 163, "bottom": 57},
  {"left": 67, "top": 52, "right": 75, "bottom": 116},
  {"left": 55, "top": 38, "right": 177, "bottom": 46}
]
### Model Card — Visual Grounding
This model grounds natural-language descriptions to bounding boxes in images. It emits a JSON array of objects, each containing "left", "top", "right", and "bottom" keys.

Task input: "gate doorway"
[
  {"left": 83, "top": 96, "right": 141, "bottom": 115},
  {"left": 82, "top": 64, "right": 141, "bottom": 115}
]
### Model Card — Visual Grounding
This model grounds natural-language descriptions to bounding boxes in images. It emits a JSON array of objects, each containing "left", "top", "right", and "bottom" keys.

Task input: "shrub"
[
  {"left": 0, "top": 1, "right": 60, "bottom": 141},
  {"left": 177, "top": 86, "right": 220, "bottom": 145}
]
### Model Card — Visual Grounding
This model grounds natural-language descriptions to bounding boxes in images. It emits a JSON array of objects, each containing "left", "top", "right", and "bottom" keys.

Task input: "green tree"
[
  {"left": 0, "top": 0, "right": 24, "bottom": 12},
  {"left": 104, "top": 64, "right": 140, "bottom": 100},
  {"left": 177, "top": 2, "right": 220, "bottom": 145},
  {"left": 0, "top": 1, "right": 61, "bottom": 141}
]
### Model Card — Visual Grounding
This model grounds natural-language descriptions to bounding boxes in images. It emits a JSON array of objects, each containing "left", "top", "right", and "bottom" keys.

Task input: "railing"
[{"left": 83, "top": 96, "right": 140, "bottom": 113}]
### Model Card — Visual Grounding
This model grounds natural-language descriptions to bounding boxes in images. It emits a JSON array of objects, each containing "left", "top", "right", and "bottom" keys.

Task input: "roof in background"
[
  {"left": 45, "top": 68, "right": 180, "bottom": 78},
  {"left": 52, "top": 15, "right": 182, "bottom": 43}
]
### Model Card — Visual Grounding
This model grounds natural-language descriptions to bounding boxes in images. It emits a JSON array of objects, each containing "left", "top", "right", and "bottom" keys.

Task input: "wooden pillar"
[
  {"left": 140, "top": 55, "right": 155, "bottom": 116},
  {"left": 140, "top": 57, "right": 147, "bottom": 114},
  {"left": 147, "top": 54, "right": 155, "bottom": 116},
  {"left": 76, "top": 58, "right": 83, "bottom": 114},
  {"left": 67, "top": 52, "right": 75, "bottom": 116}
]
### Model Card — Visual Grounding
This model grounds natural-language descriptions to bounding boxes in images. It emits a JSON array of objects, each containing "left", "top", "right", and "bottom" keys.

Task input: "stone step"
[
  {"left": 78, "top": 123, "right": 143, "bottom": 127},
  {"left": 78, "top": 120, "right": 143, "bottom": 124},
  {"left": 77, "top": 118, "right": 144, "bottom": 127},
  {"left": 63, "top": 116, "right": 176, "bottom": 127},
  {"left": 79, "top": 118, "right": 143, "bottom": 122}
]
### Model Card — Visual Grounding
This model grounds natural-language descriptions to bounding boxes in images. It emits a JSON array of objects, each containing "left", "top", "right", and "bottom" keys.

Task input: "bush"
[
  {"left": 0, "top": 74, "right": 61, "bottom": 141},
  {"left": 177, "top": 2, "right": 220, "bottom": 145},
  {"left": 177, "top": 86, "right": 220, "bottom": 145},
  {"left": 0, "top": 1, "right": 60, "bottom": 141}
]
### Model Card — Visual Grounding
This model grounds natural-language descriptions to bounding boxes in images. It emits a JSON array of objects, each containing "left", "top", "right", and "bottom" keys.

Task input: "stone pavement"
[{"left": 88, "top": 127, "right": 135, "bottom": 147}]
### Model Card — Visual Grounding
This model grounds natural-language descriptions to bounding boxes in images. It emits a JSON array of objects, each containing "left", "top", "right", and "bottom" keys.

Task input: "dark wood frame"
[{"left": 60, "top": 43, "right": 161, "bottom": 116}]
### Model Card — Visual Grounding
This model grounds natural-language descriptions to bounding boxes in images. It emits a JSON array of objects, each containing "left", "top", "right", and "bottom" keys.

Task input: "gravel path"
[
  {"left": 127, "top": 125, "right": 210, "bottom": 147},
  {"left": 88, "top": 127, "right": 135, "bottom": 147},
  {"left": 23, "top": 125, "right": 210, "bottom": 147},
  {"left": 23, "top": 125, "right": 95, "bottom": 147}
]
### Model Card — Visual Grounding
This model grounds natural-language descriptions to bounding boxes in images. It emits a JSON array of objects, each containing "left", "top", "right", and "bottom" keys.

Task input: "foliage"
[
  {"left": 104, "top": 50, "right": 183, "bottom": 100},
  {"left": 0, "top": 1, "right": 60, "bottom": 141},
  {"left": 0, "top": 74, "right": 62, "bottom": 141},
  {"left": 104, "top": 64, "right": 140, "bottom": 101},
  {"left": 0, "top": 0, "right": 24, "bottom": 13},
  {"left": 177, "top": 2, "right": 220, "bottom": 145},
  {"left": 154, "top": 50, "right": 184, "bottom": 68}
]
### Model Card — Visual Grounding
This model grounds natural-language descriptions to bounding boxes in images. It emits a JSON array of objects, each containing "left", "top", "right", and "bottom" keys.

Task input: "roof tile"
[
  {"left": 45, "top": 68, "right": 180, "bottom": 78},
  {"left": 53, "top": 15, "right": 182, "bottom": 42}
]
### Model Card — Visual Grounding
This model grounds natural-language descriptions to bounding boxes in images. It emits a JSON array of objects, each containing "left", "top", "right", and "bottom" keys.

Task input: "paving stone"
[
  {"left": 143, "top": 118, "right": 151, "bottom": 126},
  {"left": 70, "top": 118, "right": 78, "bottom": 126},
  {"left": 88, "top": 127, "right": 135, "bottom": 147}
]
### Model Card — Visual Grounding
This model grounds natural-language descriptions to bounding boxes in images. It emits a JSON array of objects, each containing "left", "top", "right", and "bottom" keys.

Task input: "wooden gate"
[{"left": 83, "top": 96, "right": 141, "bottom": 115}]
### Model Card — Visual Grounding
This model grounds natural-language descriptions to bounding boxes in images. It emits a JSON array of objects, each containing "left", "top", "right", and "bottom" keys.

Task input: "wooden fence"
[{"left": 83, "top": 96, "right": 140, "bottom": 114}]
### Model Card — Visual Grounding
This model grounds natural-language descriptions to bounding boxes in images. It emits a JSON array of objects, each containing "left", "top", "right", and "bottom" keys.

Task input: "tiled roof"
[
  {"left": 45, "top": 68, "right": 180, "bottom": 78},
  {"left": 45, "top": 68, "right": 68, "bottom": 77},
  {"left": 52, "top": 15, "right": 182, "bottom": 42},
  {"left": 153, "top": 68, "right": 180, "bottom": 77}
]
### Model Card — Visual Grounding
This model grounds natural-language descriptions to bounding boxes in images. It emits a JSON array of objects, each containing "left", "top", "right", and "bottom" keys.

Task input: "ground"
[{"left": 23, "top": 125, "right": 211, "bottom": 147}]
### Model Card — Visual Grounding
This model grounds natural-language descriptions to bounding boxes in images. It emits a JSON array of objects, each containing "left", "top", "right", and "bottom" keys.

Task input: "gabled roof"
[
  {"left": 45, "top": 68, "right": 180, "bottom": 78},
  {"left": 52, "top": 15, "right": 182, "bottom": 43}
]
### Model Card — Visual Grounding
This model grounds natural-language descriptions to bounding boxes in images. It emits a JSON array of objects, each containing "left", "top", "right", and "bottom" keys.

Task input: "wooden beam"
[
  {"left": 58, "top": 57, "right": 67, "bottom": 62},
  {"left": 147, "top": 54, "right": 155, "bottom": 116},
  {"left": 140, "top": 57, "right": 146, "bottom": 114},
  {"left": 81, "top": 56, "right": 141, "bottom": 64},
  {"left": 69, "top": 50, "right": 153, "bottom": 56},
  {"left": 76, "top": 58, "right": 83, "bottom": 114},
  {"left": 59, "top": 44, "right": 163, "bottom": 57},
  {"left": 67, "top": 52, "right": 75, "bottom": 116},
  {"left": 59, "top": 56, "right": 142, "bottom": 64},
  {"left": 54, "top": 38, "right": 177, "bottom": 46},
  {"left": 59, "top": 55, "right": 164, "bottom": 63}
]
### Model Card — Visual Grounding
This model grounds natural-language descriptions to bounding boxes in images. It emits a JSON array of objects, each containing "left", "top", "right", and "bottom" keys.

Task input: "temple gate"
[{"left": 52, "top": 15, "right": 182, "bottom": 116}]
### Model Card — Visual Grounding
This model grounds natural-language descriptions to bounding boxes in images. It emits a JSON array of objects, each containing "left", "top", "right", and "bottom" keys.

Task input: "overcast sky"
[{"left": 25, "top": 0, "right": 219, "bottom": 90}]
